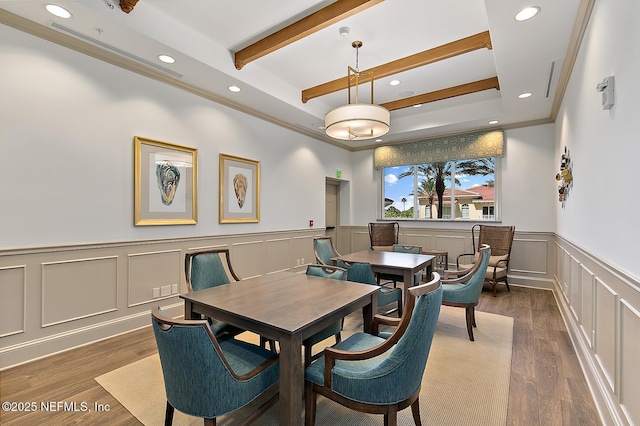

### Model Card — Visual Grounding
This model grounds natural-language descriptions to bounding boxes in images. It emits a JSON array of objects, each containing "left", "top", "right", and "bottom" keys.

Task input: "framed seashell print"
[
  {"left": 219, "top": 154, "right": 260, "bottom": 223},
  {"left": 134, "top": 136, "right": 198, "bottom": 225}
]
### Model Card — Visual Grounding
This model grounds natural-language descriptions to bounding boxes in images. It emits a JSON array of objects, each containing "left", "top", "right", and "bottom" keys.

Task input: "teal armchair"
[
  {"left": 337, "top": 260, "right": 403, "bottom": 317},
  {"left": 303, "top": 264, "right": 348, "bottom": 366},
  {"left": 185, "top": 249, "right": 274, "bottom": 349},
  {"left": 185, "top": 249, "right": 243, "bottom": 338},
  {"left": 442, "top": 244, "right": 491, "bottom": 341},
  {"left": 304, "top": 273, "right": 442, "bottom": 426},
  {"left": 151, "top": 306, "right": 279, "bottom": 426},
  {"left": 313, "top": 236, "right": 340, "bottom": 266}
]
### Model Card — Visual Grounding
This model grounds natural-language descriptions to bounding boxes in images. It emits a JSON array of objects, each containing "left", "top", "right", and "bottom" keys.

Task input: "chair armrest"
[
  {"left": 323, "top": 336, "right": 396, "bottom": 387},
  {"left": 456, "top": 252, "right": 475, "bottom": 269},
  {"left": 373, "top": 313, "right": 401, "bottom": 328},
  {"left": 442, "top": 266, "right": 473, "bottom": 280}
]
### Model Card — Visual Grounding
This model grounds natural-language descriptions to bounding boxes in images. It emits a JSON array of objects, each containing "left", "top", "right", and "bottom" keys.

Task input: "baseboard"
[{"left": 0, "top": 303, "right": 183, "bottom": 371}]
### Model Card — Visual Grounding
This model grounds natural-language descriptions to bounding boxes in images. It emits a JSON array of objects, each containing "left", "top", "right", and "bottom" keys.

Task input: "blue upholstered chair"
[
  {"left": 184, "top": 249, "right": 244, "bottom": 338},
  {"left": 151, "top": 306, "right": 279, "bottom": 426},
  {"left": 442, "top": 244, "right": 491, "bottom": 341},
  {"left": 303, "top": 264, "right": 348, "bottom": 366},
  {"left": 376, "top": 244, "right": 423, "bottom": 288},
  {"left": 304, "top": 273, "right": 442, "bottom": 426},
  {"left": 337, "top": 260, "right": 403, "bottom": 317},
  {"left": 313, "top": 236, "right": 340, "bottom": 266},
  {"left": 185, "top": 249, "right": 275, "bottom": 350}
]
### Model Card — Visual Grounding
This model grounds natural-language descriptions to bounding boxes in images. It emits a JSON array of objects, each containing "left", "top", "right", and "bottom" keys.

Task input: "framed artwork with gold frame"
[
  {"left": 134, "top": 136, "right": 197, "bottom": 226},
  {"left": 219, "top": 154, "right": 260, "bottom": 223}
]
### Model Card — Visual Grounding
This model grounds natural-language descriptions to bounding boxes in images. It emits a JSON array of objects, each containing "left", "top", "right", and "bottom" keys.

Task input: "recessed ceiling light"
[
  {"left": 413, "top": 104, "right": 422, "bottom": 108},
  {"left": 228, "top": 85, "right": 241, "bottom": 93},
  {"left": 515, "top": 6, "right": 540, "bottom": 21},
  {"left": 489, "top": 120, "right": 499, "bottom": 124},
  {"left": 389, "top": 80, "right": 400, "bottom": 86},
  {"left": 45, "top": 4, "right": 72, "bottom": 18},
  {"left": 518, "top": 92, "right": 532, "bottom": 99},
  {"left": 158, "top": 54, "right": 175, "bottom": 64}
]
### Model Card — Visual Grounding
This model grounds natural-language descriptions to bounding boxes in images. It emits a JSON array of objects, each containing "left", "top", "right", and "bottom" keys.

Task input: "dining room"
[{"left": 1, "top": 0, "right": 639, "bottom": 425}]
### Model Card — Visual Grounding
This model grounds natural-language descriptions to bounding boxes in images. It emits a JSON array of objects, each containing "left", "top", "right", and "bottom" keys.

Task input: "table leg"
[
  {"left": 278, "top": 334, "right": 303, "bottom": 425},
  {"left": 184, "top": 300, "right": 198, "bottom": 320},
  {"left": 361, "top": 295, "right": 376, "bottom": 334}
]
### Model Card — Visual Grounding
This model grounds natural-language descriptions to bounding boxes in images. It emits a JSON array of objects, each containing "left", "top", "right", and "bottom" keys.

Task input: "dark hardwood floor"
[{"left": 0, "top": 285, "right": 601, "bottom": 425}]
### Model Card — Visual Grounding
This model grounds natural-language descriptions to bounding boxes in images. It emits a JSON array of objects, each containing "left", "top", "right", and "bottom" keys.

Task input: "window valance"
[{"left": 373, "top": 129, "right": 504, "bottom": 169}]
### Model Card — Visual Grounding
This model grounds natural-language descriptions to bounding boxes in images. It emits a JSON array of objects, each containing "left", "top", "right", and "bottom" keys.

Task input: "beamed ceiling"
[{"left": 0, "top": 0, "right": 592, "bottom": 150}]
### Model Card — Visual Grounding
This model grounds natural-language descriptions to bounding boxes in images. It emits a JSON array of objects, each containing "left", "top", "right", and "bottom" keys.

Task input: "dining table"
[
  {"left": 335, "top": 249, "right": 435, "bottom": 301},
  {"left": 180, "top": 270, "right": 379, "bottom": 426}
]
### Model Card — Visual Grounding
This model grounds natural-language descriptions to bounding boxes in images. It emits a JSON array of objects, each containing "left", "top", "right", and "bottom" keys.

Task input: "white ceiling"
[{"left": 0, "top": 0, "right": 584, "bottom": 149}]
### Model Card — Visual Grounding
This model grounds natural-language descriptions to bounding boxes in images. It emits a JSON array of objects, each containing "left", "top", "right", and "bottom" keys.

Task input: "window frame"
[{"left": 379, "top": 157, "right": 502, "bottom": 222}]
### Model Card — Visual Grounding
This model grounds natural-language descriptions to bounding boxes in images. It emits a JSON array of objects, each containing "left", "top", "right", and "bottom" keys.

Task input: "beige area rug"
[{"left": 96, "top": 306, "right": 513, "bottom": 425}]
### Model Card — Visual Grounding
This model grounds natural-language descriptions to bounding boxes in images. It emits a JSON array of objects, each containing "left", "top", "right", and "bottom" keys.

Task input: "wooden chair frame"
[
  {"left": 304, "top": 275, "right": 441, "bottom": 426},
  {"left": 368, "top": 222, "right": 399, "bottom": 250},
  {"left": 442, "top": 245, "right": 490, "bottom": 341},
  {"left": 456, "top": 224, "right": 515, "bottom": 296},
  {"left": 152, "top": 307, "right": 279, "bottom": 426}
]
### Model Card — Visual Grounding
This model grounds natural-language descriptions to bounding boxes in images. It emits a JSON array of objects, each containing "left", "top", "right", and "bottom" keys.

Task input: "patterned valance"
[{"left": 373, "top": 130, "right": 504, "bottom": 169}]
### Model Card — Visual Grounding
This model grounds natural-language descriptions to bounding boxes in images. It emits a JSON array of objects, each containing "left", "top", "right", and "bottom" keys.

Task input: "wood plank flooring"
[{"left": 0, "top": 285, "right": 601, "bottom": 425}]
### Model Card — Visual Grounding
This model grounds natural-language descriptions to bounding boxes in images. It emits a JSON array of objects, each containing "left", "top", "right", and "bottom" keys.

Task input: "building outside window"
[{"left": 382, "top": 158, "right": 497, "bottom": 221}]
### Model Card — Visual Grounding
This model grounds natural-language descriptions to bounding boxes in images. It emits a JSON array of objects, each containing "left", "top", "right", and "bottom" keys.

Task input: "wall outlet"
[
  {"left": 171, "top": 284, "right": 178, "bottom": 294},
  {"left": 160, "top": 285, "right": 171, "bottom": 297},
  {"left": 152, "top": 287, "right": 160, "bottom": 298},
  {"left": 301, "top": 257, "right": 304, "bottom": 264}
]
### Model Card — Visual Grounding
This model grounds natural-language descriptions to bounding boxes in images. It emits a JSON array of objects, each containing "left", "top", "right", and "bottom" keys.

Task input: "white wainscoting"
[{"left": 554, "top": 236, "right": 640, "bottom": 426}]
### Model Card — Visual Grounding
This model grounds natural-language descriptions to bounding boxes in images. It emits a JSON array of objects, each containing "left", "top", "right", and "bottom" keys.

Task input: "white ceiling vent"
[
  {"left": 545, "top": 59, "right": 562, "bottom": 98},
  {"left": 51, "top": 22, "right": 184, "bottom": 78}
]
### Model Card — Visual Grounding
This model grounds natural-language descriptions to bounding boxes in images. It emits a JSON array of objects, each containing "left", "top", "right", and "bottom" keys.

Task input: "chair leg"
[
  {"left": 384, "top": 405, "right": 398, "bottom": 426},
  {"left": 465, "top": 306, "right": 475, "bottom": 341},
  {"left": 304, "top": 382, "right": 317, "bottom": 426},
  {"left": 165, "top": 401, "right": 174, "bottom": 426},
  {"left": 411, "top": 398, "right": 422, "bottom": 426},
  {"left": 204, "top": 418, "right": 215, "bottom": 426}
]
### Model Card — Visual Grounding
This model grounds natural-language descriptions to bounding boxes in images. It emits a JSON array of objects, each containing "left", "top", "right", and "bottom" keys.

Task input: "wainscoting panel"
[
  {"left": 580, "top": 264, "right": 595, "bottom": 348},
  {"left": 570, "top": 256, "right": 581, "bottom": 322},
  {"left": 128, "top": 250, "right": 181, "bottom": 308},
  {"left": 292, "top": 234, "right": 315, "bottom": 268},
  {"left": 353, "top": 229, "right": 370, "bottom": 251},
  {"left": 265, "top": 238, "right": 293, "bottom": 274},
  {"left": 554, "top": 235, "right": 640, "bottom": 426},
  {"left": 402, "top": 232, "right": 433, "bottom": 250},
  {"left": 0, "top": 265, "right": 26, "bottom": 337},
  {"left": 594, "top": 278, "right": 617, "bottom": 393},
  {"left": 619, "top": 300, "right": 640, "bottom": 425},
  {"left": 232, "top": 240, "right": 264, "bottom": 279},
  {"left": 511, "top": 238, "right": 548, "bottom": 275},
  {"left": 42, "top": 256, "right": 118, "bottom": 327}
]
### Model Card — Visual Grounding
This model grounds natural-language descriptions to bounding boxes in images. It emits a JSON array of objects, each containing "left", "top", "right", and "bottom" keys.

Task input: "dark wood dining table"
[
  {"left": 180, "top": 271, "right": 379, "bottom": 426},
  {"left": 335, "top": 249, "right": 435, "bottom": 300}
]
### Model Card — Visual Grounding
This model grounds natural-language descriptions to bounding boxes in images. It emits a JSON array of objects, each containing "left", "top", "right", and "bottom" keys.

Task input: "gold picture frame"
[
  {"left": 134, "top": 136, "right": 197, "bottom": 226},
  {"left": 219, "top": 154, "right": 260, "bottom": 223}
]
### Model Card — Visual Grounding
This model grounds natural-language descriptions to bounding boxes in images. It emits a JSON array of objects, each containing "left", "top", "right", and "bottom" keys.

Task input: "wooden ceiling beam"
[
  {"left": 379, "top": 77, "right": 500, "bottom": 111},
  {"left": 234, "top": 0, "right": 384, "bottom": 70},
  {"left": 302, "top": 31, "right": 492, "bottom": 103}
]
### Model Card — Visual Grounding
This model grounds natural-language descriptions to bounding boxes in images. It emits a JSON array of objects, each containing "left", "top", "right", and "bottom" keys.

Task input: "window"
[
  {"left": 383, "top": 158, "right": 497, "bottom": 221},
  {"left": 461, "top": 204, "right": 470, "bottom": 218}
]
